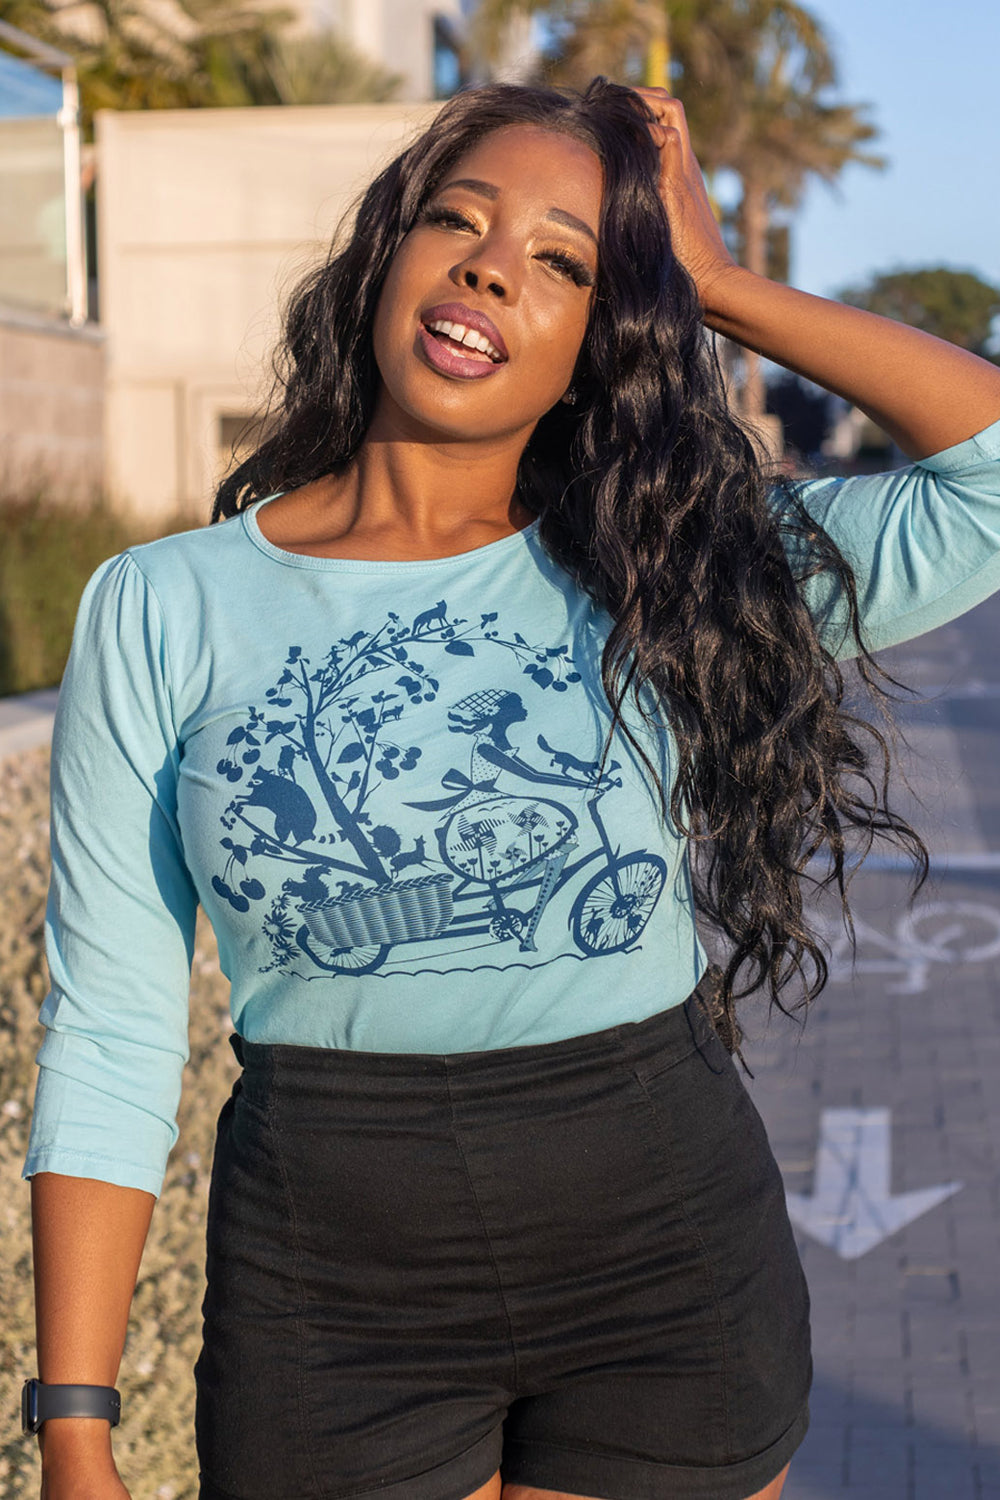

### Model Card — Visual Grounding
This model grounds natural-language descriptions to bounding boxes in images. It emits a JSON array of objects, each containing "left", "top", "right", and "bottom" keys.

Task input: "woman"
[{"left": 23, "top": 80, "right": 1000, "bottom": 1500}]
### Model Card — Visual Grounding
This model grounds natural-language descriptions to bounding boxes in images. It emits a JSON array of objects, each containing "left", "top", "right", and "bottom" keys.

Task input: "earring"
[{"left": 561, "top": 387, "right": 578, "bottom": 406}]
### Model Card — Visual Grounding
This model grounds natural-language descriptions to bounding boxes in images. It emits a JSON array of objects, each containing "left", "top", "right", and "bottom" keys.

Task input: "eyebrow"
[{"left": 440, "top": 177, "right": 598, "bottom": 246}]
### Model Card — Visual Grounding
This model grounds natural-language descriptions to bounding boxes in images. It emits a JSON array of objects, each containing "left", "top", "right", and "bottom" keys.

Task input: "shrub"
[
  {"left": 0, "top": 748, "right": 236, "bottom": 1497},
  {"left": 0, "top": 495, "right": 194, "bottom": 697}
]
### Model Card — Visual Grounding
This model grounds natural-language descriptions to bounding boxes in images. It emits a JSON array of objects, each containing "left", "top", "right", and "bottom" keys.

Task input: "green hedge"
[{"left": 0, "top": 496, "right": 195, "bottom": 697}]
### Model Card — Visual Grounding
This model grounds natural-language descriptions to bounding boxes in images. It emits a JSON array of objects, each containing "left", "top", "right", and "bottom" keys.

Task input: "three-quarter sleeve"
[
  {"left": 22, "top": 552, "right": 198, "bottom": 1198},
  {"left": 789, "top": 415, "right": 1000, "bottom": 659}
]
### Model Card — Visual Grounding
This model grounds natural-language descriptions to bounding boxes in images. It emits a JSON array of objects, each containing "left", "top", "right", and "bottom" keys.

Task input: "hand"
[{"left": 630, "top": 86, "right": 739, "bottom": 310}]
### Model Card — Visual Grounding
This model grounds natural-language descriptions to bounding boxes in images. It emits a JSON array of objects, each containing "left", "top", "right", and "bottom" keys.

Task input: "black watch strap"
[{"left": 21, "top": 1379, "right": 121, "bottom": 1434}]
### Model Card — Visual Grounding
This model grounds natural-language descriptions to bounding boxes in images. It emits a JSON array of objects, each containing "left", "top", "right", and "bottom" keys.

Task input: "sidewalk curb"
[{"left": 0, "top": 688, "right": 59, "bottom": 759}]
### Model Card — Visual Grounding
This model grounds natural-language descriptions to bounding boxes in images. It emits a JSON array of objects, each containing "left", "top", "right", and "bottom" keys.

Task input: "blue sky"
[
  {"left": 0, "top": 51, "right": 62, "bottom": 118},
  {"left": 784, "top": 0, "right": 1000, "bottom": 298}
]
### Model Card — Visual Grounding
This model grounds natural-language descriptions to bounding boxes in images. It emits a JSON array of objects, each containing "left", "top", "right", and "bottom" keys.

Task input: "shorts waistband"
[{"left": 228, "top": 966, "right": 726, "bottom": 1090}]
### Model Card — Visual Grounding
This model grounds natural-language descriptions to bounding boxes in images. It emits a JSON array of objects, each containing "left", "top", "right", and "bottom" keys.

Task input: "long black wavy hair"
[{"left": 214, "top": 78, "right": 927, "bottom": 1034}]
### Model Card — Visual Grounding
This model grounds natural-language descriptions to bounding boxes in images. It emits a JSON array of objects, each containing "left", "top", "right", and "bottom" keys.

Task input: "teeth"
[{"left": 426, "top": 318, "right": 502, "bottom": 361}]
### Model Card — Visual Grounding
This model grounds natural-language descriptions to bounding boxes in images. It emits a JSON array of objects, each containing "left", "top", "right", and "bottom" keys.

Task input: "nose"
[
  {"left": 451, "top": 238, "right": 517, "bottom": 301},
  {"left": 460, "top": 267, "right": 505, "bottom": 298}
]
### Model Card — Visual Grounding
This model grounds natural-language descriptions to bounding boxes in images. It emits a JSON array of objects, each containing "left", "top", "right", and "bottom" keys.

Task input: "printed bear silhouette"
[{"left": 239, "top": 769, "right": 317, "bottom": 845}]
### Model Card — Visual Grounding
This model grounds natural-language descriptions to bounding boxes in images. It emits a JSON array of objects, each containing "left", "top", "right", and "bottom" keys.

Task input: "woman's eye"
[
  {"left": 419, "top": 206, "right": 476, "bottom": 232},
  {"left": 540, "top": 250, "right": 595, "bottom": 289},
  {"left": 416, "top": 208, "right": 594, "bottom": 288}
]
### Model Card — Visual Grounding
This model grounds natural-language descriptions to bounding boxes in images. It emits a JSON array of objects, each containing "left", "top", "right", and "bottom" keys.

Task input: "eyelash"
[{"left": 417, "top": 204, "right": 595, "bottom": 289}]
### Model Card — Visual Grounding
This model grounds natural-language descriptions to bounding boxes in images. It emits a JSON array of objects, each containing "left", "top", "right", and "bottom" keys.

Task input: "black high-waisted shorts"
[{"left": 195, "top": 971, "right": 811, "bottom": 1500}]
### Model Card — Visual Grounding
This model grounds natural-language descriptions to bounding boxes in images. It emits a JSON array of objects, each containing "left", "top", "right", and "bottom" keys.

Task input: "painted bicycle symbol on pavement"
[{"left": 811, "top": 900, "right": 1000, "bottom": 993}]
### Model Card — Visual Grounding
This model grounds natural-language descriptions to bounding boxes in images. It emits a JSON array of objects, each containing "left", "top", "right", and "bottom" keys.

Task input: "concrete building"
[
  {"left": 0, "top": 26, "right": 96, "bottom": 500},
  {"left": 1, "top": 8, "right": 538, "bottom": 516},
  {"left": 97, "top": 102, "right": 436, "bottom": 519},
  {"left": 254, "top": 0, "right": 467, "bottom": 101}
]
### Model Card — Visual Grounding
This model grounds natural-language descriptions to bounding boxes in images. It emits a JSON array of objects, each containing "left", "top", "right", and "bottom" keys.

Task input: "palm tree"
[
  {"left": 471, "top": 0, "right": 661, "bottom": 88},
  {"left": 471, "top": 0, "right": 884, "bottom": 418},
  {"left": 670, "top": 0, "right": 883, "bottom": 417}
]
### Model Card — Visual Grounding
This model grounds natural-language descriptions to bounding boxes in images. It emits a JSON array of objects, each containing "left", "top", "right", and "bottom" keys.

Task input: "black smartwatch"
[{"left": 21, "top": 1379, "right": 121, "bottom": 1435}]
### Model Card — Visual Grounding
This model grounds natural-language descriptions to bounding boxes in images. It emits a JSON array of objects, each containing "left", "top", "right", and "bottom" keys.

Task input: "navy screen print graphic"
[{"left": 212, "top": 595, "right": 667, "bottom": 980}]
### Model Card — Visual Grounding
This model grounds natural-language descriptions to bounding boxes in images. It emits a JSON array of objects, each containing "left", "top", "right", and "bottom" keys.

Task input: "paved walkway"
[
  {"left": 0, "top": 688, "right": 58, "bottom": 759},
  {"left": 751, "top": 590, "right": 1000, "bottom": 1498},
  {"left": 2, "top": 597, "right": 998, "bottom": 1496}
]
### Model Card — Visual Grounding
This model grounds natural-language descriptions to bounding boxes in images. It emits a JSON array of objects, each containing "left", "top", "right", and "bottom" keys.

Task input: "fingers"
[
  {"left": 651, "top": 121, "right": 683, "bottom": 149},
  {"left": 631, "top": 87, "right": 691, "bottom": 160},
  {"left": 631, "top": 86, "right": 688, "bottom": 124}
]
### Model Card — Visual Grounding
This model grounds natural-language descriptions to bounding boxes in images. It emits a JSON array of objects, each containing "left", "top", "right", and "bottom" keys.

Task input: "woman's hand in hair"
[{"left": 631, "top": 87, "right": 736, "bottom": 309}]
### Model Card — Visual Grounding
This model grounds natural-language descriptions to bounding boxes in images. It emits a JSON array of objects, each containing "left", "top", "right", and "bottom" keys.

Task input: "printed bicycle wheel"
[
  {"left": 571, "top": 853, "right": 667, "bottom": 954},
  {"left": 295, "top": 925, "right": 390, "bottom": 974}
]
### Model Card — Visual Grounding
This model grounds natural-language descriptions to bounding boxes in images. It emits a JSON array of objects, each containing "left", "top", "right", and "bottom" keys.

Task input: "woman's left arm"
[{"left": 636, "top": 88, "right": 1000, "bottom": 459}]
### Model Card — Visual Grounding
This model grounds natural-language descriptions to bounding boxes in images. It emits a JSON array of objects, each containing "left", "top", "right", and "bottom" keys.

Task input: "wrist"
[
  {"left": 698, "top": 262, "right": 763, "bottom": 333},
  {"left": 695, "top": 262, "right": 773, "bottom": 339},
  {"left": 38, "top": 1418, "right": 116, "bottom": 1469}
]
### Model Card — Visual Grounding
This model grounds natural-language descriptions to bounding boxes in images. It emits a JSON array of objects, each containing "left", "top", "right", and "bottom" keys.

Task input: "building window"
[
  {"left": 218, "top": 411, "right": 276, "bottom": 472},
  {"left": 432, "top": 15, "right": 465, "bottom": 99}
]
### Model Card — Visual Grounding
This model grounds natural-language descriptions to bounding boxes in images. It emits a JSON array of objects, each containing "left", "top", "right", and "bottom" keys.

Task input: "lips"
[{"left": 417, "top": 301, "right": 510, "bottom": 381}]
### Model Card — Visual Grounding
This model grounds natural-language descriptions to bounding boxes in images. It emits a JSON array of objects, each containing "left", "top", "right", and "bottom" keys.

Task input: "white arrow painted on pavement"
[{"left": 785, "top": 1108, "right": 962, "bottom": 1261}]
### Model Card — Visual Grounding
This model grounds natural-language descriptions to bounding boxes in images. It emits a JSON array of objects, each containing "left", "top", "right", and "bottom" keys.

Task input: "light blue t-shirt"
[{"left": 23, "top": 417, "right": 1000, "bottom": 1195}]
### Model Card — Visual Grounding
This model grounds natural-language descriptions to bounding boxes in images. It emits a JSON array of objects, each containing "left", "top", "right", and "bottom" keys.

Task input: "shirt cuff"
[{"left": 916, "top": 414, "right": 1000, "bottom": 472}]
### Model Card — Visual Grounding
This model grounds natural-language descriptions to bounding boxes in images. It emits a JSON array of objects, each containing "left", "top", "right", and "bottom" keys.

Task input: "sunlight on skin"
[{"left": 459, "top": 1463, "right": 792, "bottom": 1500}]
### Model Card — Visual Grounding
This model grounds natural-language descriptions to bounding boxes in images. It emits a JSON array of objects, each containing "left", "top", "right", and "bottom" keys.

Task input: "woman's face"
[{"left": 371, "top": 124, "right": 602, "bottom": 444}]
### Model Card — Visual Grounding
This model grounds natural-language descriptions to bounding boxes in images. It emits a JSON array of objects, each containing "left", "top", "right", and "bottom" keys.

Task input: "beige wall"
[
  {"left": 97, "top": 102, "right": 437, "bottom": 520},
  {"left": 0, "top": 303, "right": 104, "bottom": 502}
]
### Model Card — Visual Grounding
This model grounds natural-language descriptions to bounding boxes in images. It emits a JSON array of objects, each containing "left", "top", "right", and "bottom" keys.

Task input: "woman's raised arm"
[{"left": 635, "top": 87, "right": 1000, "bottom": 459}]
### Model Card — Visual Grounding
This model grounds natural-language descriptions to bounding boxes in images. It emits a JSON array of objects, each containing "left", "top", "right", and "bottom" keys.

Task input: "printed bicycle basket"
[{"left": 299, "top": 871, "right": 455, "bottom": 948}]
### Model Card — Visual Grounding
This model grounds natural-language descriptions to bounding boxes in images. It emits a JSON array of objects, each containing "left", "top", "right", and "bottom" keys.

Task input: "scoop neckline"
[{"left": 242, "top": 494, "right": 543, "bottom": 573}]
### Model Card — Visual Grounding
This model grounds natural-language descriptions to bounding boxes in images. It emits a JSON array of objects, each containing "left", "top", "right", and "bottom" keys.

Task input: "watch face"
[{"left": 21, "top": 1379, "right": 39, "bottom": 1434}]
